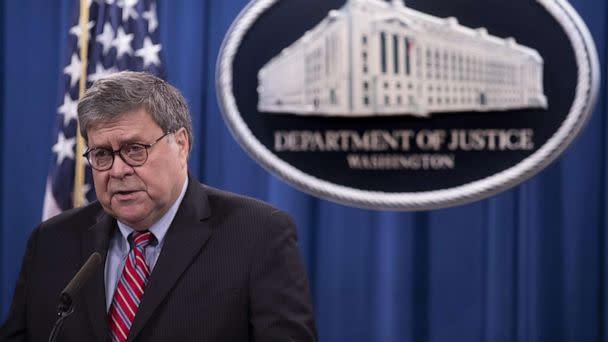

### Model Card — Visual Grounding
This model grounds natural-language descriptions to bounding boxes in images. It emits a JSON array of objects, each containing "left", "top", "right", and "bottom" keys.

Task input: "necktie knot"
[{"left": 130, "top": 230, "right": 154, "bottom": 249}]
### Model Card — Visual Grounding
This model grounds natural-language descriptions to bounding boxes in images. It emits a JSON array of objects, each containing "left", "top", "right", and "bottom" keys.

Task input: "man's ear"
[{"left": 174, "top": 127, "right": 189, "bottom": 162}]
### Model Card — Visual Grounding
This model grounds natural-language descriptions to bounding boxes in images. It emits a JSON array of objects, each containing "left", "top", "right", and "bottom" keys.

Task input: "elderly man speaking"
[{"left": 0, "top": 71, "right": 317, "bottom": 342}]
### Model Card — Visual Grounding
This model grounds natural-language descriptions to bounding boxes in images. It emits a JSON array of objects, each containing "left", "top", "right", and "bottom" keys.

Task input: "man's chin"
[{"left": 112, "top": 208, "right": 149, "bottom": 230}]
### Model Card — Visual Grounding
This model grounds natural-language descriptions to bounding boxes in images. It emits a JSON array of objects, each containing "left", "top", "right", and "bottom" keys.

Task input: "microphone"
[
  {"left": 57, "top": 252, "right": 102, "bottom": 313},
  {"left": 48, "top": 252, "right": 102, "bottom": 342}
]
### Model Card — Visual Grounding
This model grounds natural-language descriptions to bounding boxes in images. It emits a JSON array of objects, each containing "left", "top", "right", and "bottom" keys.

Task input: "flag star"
[
  {"left": 119, "top": 0, "right": 139, "bottom": 22},
  {"left": 69, "top": 20, "right": 95, "bottom": 47},
  {"left": 89, "top": 63, "right": 118, "bottom": 83},
  {"left": 52, "top": 132, "right": 76, "bottom": 165},
  {"left": 96, "top": 23, "right": 115, "bottom": 55},
  {"left": 142, "top": 3, "right": 158, "bottom": 32},
  {"left": 135, "top": 37, "right": 161, "bottom": 67},
  {"left": 113, "top": 27, "right": 134, "bottom": 58},
  {"left": 58, "top": 94, "right": 78, "bottom": 127},
  {"left": 64, "top": 54, "right": 82, "bottom": 88}
]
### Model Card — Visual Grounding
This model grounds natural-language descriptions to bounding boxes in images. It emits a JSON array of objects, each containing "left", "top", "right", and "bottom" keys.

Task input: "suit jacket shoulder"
[
  {"left": 0, "top": 201, "right": 113, "bottom": 342},
  {"left": 136, "top": 181, "right": 317, "bottom": 341}
]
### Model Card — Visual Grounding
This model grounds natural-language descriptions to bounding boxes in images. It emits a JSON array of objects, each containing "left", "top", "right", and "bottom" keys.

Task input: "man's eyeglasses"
[{"left": 83, "top": 132, "right": 172, "bottom": 171}]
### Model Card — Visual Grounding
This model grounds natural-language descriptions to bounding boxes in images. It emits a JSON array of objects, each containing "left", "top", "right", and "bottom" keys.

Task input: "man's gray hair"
[{"left": 78, "top": 71, "right": 193, "bottom": 152}]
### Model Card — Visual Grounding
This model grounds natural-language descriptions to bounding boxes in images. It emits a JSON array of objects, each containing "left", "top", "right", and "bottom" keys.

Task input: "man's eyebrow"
[{"left": 89, "top": 137, "right": 144, "bottom": 149}]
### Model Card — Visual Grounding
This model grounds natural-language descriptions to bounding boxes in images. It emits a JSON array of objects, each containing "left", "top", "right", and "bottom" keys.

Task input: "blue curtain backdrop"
[{"left": 1, "top": 0, "right": 607, "bottom": 341}]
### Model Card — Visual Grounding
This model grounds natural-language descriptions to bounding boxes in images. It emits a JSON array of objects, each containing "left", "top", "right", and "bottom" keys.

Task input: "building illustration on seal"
[{"left": 257, "top": 0, "right": 548, "bottom": 117}]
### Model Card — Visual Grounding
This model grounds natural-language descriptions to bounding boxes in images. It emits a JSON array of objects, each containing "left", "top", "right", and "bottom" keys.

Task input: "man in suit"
[{"left": 0, "top": 71, "right": 317, "bottom": 341}]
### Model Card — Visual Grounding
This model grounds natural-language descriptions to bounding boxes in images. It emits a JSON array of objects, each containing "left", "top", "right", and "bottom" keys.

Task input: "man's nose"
[{"left": 108, "top": 153, "right": 134, "bottom": 177}]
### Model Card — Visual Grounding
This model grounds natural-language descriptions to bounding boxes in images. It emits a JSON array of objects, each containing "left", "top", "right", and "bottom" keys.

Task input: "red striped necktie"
[{"left": 108, "top": 230, "right": 154, "bottom": 342}]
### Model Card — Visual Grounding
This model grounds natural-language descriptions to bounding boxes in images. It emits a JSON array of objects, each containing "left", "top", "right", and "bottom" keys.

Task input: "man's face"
[{"left": 87, "top": 108, "right": 189, "bottom": 230}]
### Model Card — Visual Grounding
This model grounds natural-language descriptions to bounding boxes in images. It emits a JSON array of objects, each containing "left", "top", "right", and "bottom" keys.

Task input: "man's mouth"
[{"left": 113, "top": 190, "right": 140, "bottom": 199}]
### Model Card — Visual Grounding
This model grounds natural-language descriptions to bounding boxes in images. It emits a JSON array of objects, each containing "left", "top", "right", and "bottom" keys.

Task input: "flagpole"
[{"left": 73, "top": 0, "right": 89, "bottom": 208}]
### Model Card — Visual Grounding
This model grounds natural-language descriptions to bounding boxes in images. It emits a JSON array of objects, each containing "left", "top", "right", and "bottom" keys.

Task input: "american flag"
[{"left": 43, "top": 0, "right": 164, "bottom": 219}]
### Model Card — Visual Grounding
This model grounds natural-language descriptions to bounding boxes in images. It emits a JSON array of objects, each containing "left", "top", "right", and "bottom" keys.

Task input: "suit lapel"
[
  {"left": 81, "top": 210, "right": 114, "bottom": 342},
  {"left": 127, "top": 179, "right": 213, "bottom": 342}
]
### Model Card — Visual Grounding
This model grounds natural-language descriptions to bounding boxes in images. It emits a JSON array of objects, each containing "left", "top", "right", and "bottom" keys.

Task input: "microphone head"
[{"left": 58, "top": 252, "right": 102, "bottom": 312}]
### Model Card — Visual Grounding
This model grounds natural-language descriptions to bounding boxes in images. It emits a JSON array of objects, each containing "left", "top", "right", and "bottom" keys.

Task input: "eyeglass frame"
[{"left": 83, "top": 132, "right": 173, "bottom": 171}]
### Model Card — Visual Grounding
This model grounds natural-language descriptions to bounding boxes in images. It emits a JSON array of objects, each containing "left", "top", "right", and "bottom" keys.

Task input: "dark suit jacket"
[{"left": 0, "top": 177, "right": 316, "bottom": 341}]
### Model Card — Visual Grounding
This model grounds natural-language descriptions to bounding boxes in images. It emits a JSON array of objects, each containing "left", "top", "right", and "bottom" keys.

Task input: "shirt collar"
[{"left": 116, "top": 177, "right": 189, "bottom": 248}]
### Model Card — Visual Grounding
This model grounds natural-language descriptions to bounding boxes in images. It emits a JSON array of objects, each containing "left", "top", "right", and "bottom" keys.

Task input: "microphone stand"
[{"left": 47, "top": 298, "right": 74, "bottom": 342}]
